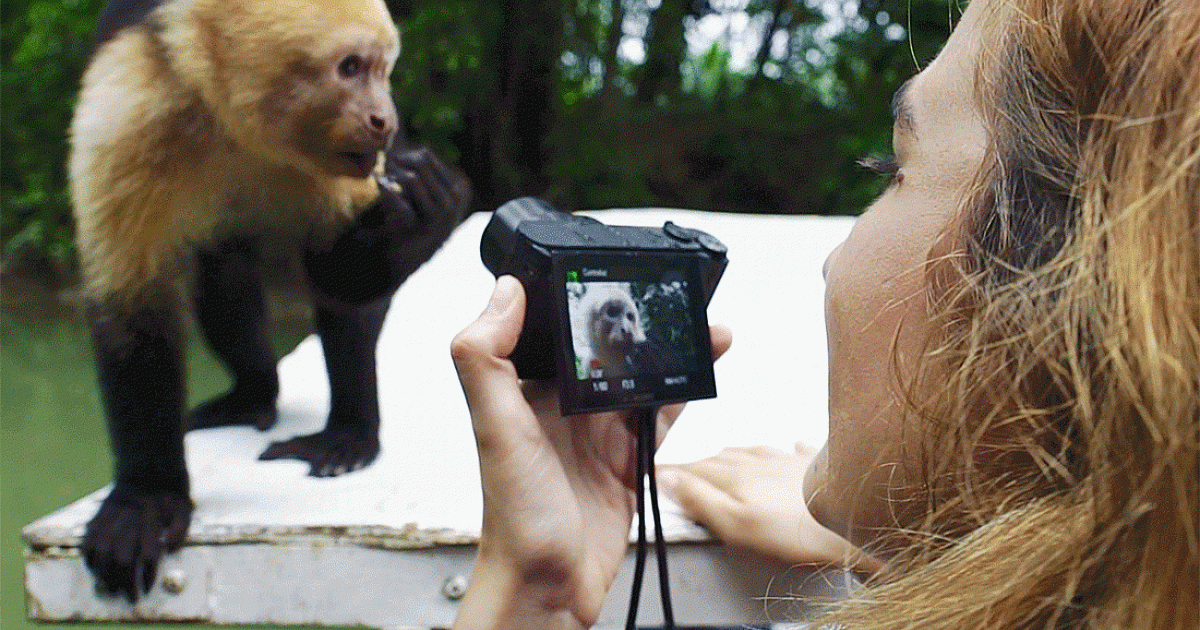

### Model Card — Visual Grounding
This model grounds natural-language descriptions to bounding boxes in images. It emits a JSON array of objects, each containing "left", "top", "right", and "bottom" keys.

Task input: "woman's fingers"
[
  {"left": 657, "top": 465, "right": 746, "bottom": 536},
  {"left": 654, "top": 323, "right": 733, "bottom": 444},
  {"left": 657, "top": 446, "right": 884, "bottom": 571},
  {"left": 450, "top": 276, "right": 536, "bottom": 447},
  {"left": 710, "top": 323, "right": 733, "bottom": 361}
]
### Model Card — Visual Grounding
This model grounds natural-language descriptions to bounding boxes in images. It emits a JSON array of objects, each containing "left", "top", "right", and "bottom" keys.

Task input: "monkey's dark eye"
[{"left": 338, "top": 55, "right": 365, "bottom": 78}]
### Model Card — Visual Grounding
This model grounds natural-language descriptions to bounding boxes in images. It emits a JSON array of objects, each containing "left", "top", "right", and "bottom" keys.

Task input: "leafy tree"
[
  {"left": 2, "top": 0, "right": 103, "bottom": 273},
  {"left": 2, "top": 0, "right": 955, "bottom": 272}
]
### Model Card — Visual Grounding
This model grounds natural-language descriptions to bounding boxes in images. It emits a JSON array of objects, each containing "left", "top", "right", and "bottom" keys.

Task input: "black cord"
[
  {"left": 625, "top": 407, "right": 649, "bottom": 630},
  {"left": 646, "top": 412, "right": 675, "bottom": 629},
  {"left": 625, "top": 406, "right": 675, "bottom": 630}
]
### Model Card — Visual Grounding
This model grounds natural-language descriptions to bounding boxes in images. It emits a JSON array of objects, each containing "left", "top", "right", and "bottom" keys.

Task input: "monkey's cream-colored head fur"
[{"left": 156, "top": 0, "right": 400, "bottom": 174}]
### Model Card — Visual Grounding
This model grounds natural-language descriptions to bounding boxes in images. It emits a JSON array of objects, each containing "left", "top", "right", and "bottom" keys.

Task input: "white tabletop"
[{"left": 25, "top": 209, "right": 856, "bottom": 628}]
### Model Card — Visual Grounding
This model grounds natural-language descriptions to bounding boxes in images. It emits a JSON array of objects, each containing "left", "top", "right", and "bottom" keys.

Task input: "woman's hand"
[
  {"left": 450, "top": 276, "right": 732, "bottom": 630},
  {"left": 658, "top": 443, "right": 883, "bottom": 575}
]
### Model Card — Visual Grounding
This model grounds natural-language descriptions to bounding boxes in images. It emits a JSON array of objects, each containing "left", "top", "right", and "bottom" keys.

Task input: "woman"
[{"left": 448, "top": 0, "right": 1199, "bottom": 627}]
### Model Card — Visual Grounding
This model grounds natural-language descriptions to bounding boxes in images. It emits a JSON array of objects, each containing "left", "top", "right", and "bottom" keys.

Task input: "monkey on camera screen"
[
  {"left": 585, "top": 287, "right": 646, "bottom": 378},
  {"left": 70, "top": 0, "right": 470, "bottom": 601},
  {"left": 580, "top": 283, "right": 690, "bottom": 379}
]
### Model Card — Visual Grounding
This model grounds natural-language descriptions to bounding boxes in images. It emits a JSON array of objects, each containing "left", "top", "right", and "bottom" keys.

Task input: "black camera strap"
[{"left": 625, "top": 406, "right": 675, "bottom": 630}]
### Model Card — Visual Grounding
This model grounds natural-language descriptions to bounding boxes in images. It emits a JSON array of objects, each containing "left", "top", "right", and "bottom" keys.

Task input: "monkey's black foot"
[
  {"left": 186, "top": 389, "right": 277, "bottom": 432},
  {"left": 258, "top": 426, "right": 380, "bottom": 477},
  {"left": 83, "top": 488, "right": 194, "bottom": 604}
]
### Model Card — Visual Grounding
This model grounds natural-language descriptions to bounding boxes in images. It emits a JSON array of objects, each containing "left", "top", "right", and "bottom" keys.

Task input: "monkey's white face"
[
  {"left": 295, "top": 36, "right": 399, "bottom": 180},
  {"left": 593, "top": 295, "right": 641, "bottom": 353}
]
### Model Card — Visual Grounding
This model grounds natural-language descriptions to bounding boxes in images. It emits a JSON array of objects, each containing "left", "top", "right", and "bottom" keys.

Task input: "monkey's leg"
[
  {"left": 187, "top": 238, "right": 279, "bottom": 431},
  {"left": 83, "top": 294, "right": 194, "bottom": 603},
  {"left": 257, "top": 144, "right": 469, "bottom": 477},
  {"left": 259, "top": 297, "right": 389, "bottom": 477}
]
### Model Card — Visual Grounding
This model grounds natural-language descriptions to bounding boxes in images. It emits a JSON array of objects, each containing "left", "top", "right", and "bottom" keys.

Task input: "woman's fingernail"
[
  {"left": 486, "top": 276, "right": 518, "bottom": 314},
  {"left": 657, "top": 469, "right": 680, "bottom": 498}
]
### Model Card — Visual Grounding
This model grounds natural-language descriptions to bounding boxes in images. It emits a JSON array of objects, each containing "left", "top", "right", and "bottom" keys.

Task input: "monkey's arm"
[
  {"left": 302, "top": 145, "right": 471, "bottom": 306},
  {"left": 84, "top": 294, "right": 193, "bottom": 602},
  {"left": 260, "top": 146, "right": 471, "bottom": 476}
]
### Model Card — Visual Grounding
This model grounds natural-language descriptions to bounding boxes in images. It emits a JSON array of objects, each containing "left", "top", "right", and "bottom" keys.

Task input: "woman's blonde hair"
[{"left": 822, "top": 0, "right": 1199, "bottom": 627}]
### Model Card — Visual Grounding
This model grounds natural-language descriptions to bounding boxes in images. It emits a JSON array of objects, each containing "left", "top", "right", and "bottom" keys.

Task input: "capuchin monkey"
[
  {"left": 585, "top": 287, "right": 646, "bottom": 378},
  {"left": 70, "top": 0, "right": 470, "bottom": 601},
  {"left": 583, "top": 286, "right": 688, "bottom": 378}
]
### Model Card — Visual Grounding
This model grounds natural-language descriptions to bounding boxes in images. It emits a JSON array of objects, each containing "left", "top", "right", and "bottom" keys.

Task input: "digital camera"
[{"left": 481, "top": 197, "right": 728, "bottom": 415}]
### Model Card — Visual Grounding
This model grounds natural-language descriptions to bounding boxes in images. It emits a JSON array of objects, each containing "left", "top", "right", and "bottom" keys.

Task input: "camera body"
[{"left": 481, "top": 197, "right": 728, "bottom": 415}]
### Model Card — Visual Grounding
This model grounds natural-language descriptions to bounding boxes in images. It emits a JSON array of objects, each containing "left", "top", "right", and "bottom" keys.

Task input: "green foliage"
[
  {"left": 389, "top": 0, "right": 484, "bottom": 162},
  {"left": 2, "top": 0, "right": 103, "bottom": 271},
  {"left": 635, "top": 279, "right": 699, "bottom": 366},
  {"left": 1, "top": 0, "right": 954, "bottom": 271}
]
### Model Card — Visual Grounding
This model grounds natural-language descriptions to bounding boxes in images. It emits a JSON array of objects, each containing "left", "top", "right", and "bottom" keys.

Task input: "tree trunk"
[
  {"left": 635, "top": 0, "right": 687, "bottom": 104},
  {"left": 462, "top": 1, "right": 563, "bottom": 207},
  {"left": 751, "top": 0, "right": 790, "bottom": 87},
  {"left": 600, "top": 0, "right": 625, "bottom": 116}
]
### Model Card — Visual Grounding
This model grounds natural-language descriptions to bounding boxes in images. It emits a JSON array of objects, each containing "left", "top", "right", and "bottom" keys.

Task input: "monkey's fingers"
[
  {"left": 398, "top": 150, "right": 451, "bottom": 205},
  {"left": 390, "top": 147, "right": 470, "bottom": 217},
  {"left": 259, "top": 430, "right": 379, "bottom": 477},
  {"left": 392, "top": 146, "right": 458, "bottom": 191},
  {"left": 83, "top": 490, "right": 193, "bottom": 602},
  {"left": 390, "top": 163, "right": 442, "bottom": 225},
  {"left": 130, "top": 493, "right": 192, "bottom": 600},
  {"left": 310, "top": 443, "right": 376, "bottom": 477},
  {"left": 84, "top": 498, "right": 136, "bottom": 600},
  {"left": 135, "top": 507, "right": 165, "bottom": 598},
  {"left": 160, "top": 493, "right": 194, "bottom": 552}
]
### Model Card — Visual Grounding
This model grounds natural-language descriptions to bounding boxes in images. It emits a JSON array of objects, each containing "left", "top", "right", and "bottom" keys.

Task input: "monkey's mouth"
[
  {"left": 339, "top": 151, "right": 379, "bottom": 179},
  {"left": 607, "top": 333, "right": 635, "bottom": 349}
]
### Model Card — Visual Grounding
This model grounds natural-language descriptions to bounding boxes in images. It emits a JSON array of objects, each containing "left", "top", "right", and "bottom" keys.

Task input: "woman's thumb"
[{"left": 450, "top": 276, "right": 528, "bottom": 421}]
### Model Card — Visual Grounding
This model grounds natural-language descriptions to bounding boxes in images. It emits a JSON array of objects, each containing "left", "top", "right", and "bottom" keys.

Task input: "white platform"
[{"left": 24, "top": 209, "right": 856, "bottom": 628}]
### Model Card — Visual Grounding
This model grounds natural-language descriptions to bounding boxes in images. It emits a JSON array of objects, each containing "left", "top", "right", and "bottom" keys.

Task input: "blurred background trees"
[{"left": 1, "top": 0, "right": 959, "bottom": 274}]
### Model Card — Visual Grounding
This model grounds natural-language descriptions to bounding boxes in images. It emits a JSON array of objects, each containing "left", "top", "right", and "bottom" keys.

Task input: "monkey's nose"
[{"left": 368, "top": 113, "right": 396, "bottom": 144}]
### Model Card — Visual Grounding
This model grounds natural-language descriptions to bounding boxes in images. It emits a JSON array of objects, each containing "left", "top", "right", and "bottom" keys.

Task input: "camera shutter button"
[
  {"left": 664, "top": 221, "right": 727, "bottom": 255},
  {"left": 663, "top": 221, "right": 696, "bottom": 243}
]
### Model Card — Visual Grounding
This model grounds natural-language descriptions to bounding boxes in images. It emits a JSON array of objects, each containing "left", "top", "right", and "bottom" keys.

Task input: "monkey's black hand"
[
  {"left": 83, "top": 488, "right": 193, "bottom": 603},
  {"left": 304, "top": 145, "right": 470, "bottom": 306},
  {"left": 377, "top": 144, "right": 472, "bottom": 235},
  {"left": 258, "top": 425, "right": 380, "bottom": 477}
]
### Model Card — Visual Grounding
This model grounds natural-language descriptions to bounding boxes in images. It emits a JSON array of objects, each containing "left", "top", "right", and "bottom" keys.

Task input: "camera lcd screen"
[{"left": 553, "top": 253, "right": 717, "bottom": 415}]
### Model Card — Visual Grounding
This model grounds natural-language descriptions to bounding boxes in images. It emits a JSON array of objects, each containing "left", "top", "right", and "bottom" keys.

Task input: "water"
[{"left": 0, "top": 286, "right": 325, "bottom": 629}]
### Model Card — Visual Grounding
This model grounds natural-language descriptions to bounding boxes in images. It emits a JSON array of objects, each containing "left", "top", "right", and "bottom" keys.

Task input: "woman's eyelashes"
[{"left": 859, "top": 155, "right": 903, "bottom": 187}]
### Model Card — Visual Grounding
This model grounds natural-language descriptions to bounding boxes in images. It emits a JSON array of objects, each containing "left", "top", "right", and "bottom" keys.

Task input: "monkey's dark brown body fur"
[{"left": 70, "top": 0, "right": 470, "bottom": 601}]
